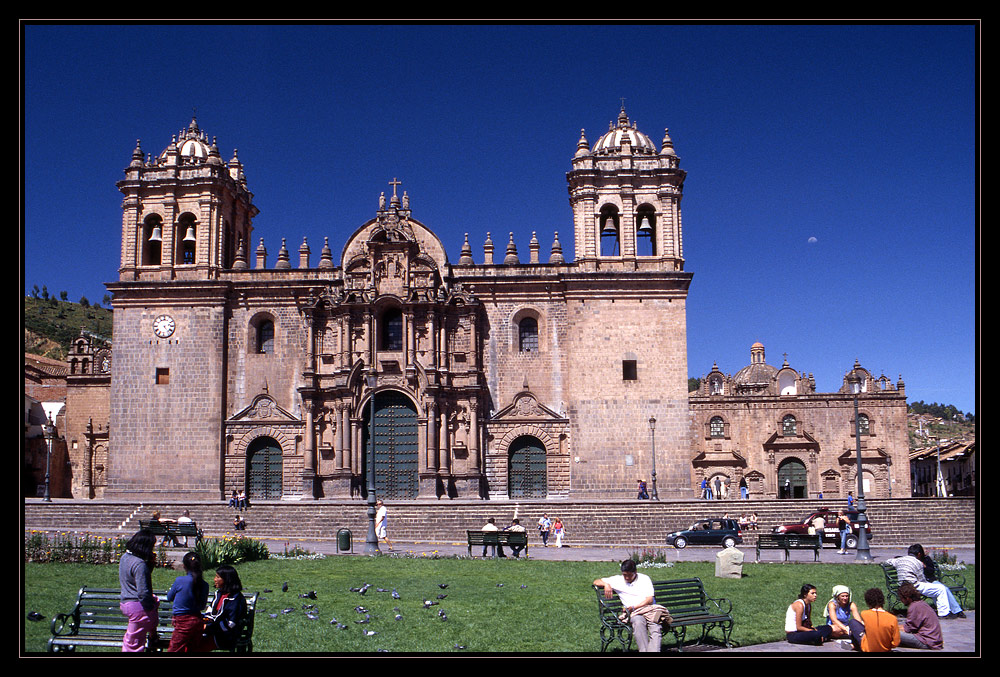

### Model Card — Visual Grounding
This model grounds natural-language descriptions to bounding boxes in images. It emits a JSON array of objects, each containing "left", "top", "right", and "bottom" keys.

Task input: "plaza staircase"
[{"left": 24, "top": 496, "right": 975, "bottom": 548}]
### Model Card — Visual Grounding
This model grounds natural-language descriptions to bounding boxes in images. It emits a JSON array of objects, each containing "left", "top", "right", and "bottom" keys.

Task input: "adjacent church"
[{"left": 61, "top": 109, "right": 910, "bottom": 502}]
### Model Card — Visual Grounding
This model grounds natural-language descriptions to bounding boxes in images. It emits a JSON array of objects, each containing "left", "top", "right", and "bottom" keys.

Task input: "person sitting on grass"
[
  {"left": 897, "top": 582, "right": 944, "bottom": 650},
  {"left": 844, "top": 587, "right": 900, "bottom": 652},
  {"left": 785, "top": 584, "right": 833, "bottom": 645},
  {"left": 823, "top": 585, "right": 862, "bottom": 639}
]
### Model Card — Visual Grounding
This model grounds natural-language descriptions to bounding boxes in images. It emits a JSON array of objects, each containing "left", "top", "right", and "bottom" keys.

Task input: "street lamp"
[
  {"left": 42, "top": 416, "right": 56, "bottom": 502},
  {"left": 365, "top": 370, "right": 380, "bottom": 555},
  {"left": 648, "top": 416, "right": 659, "bottom": 500},
  {"left": 848, "top": 373, "right": 872, "bottom": 562}
]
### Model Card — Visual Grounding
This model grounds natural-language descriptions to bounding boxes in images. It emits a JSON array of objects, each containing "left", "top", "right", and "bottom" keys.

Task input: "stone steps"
[{"left": 24, "top": 497, "right": 973, "bottom": 547}]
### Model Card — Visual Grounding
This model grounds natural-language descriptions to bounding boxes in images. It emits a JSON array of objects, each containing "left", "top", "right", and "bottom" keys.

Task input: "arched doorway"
[
  {"left": 246, "top": 436, "right": 283, "bottom": 500},
  {"left": 361, "top": 390, "right": 419, "bottom": 499},
  {"left": 508, "top": 436, "right": 547, "bottom": 498},
  {"left": 777, "top": 458, "right": 807, "bottom": 498}
]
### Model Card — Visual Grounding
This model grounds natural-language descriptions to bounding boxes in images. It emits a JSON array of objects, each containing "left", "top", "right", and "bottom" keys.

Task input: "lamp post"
[
  {"left": 648, "top": 416, "right": 659, "bottom": 500},
  {"left": 42, "top": 416, "right": 55, "bottom": 502},
  {"left": 848, "top": 373, "right": 872, "bottom": 562},
  {"left": 365, "top": 370, "right": 380, "bottom": 555}
]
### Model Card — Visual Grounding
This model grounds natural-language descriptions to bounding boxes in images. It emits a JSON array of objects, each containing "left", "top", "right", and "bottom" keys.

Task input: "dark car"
[
  {"left": 772, "top": 507, "right": 873, "bottom": 548},
  {"left": 666, "top": 518, "right": 743, "bottom": 549}
]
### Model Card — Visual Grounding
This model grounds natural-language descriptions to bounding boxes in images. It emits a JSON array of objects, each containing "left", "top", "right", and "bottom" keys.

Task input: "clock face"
[{"left": 153, "top": 314, "right": 175, "bottom": 338}]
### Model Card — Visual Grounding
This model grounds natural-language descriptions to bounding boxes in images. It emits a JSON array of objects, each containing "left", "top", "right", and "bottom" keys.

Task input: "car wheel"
[
  {"left": 846, "top": 535, "right": 858, "bottom": 549},
  {"left": 722, "top": 537, "right": 737, "bottom": 549},
  {"left": 674, "top": 537, "right": 687, "bottom": 549}
]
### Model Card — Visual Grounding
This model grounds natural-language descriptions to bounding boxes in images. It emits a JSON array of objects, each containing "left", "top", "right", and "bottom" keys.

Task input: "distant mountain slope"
[{"left": 23, "top": 296, "right": 112, "bottom": 360}]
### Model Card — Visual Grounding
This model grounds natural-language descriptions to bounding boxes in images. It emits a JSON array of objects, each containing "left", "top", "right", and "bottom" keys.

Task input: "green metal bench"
[
  {"left": 755, "top": 533, "right": 821, "bottom": 562},
  {"left": 48, "top": 586, "right": 257, "bottom": 653},
  {"left": 139, "top": 519, "right": 204, "bottom": 546},
  {"left": 466, "top": 530, "right": 529, "bottom": 557},
  {"left": 595, "top": 578, "right": 734, "bottom": 652},
  {"left": 880, "top": 562, "right": 968, "bottom": 612}
]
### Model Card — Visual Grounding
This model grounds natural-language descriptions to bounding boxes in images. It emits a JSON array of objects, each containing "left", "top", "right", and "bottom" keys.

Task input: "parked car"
[
  {"left": 666, "top": 518, "right": 743, "bottom": 549},
  {"left": 772, "top": 508, "right": 873, "bottom": 548}
]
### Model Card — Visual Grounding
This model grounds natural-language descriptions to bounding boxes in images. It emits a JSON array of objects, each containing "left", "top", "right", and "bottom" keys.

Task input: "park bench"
[
  {"left": 880, "top": 562, "right": 968, "bottom": 613},
  {"left": 594, "top": 578, "right": 734, "bottom": 652},
  {"left": 48, "top": 586, "right": 258, "bottom": 653},
  {"left": 755, "top": 533, "right": 821, "bottom": 562},
  {"left": 466, "top": 530, "right": 529, "bottom": 558},
  {"left": 139, "top": 519, "right": 203, "bottom": 546}
]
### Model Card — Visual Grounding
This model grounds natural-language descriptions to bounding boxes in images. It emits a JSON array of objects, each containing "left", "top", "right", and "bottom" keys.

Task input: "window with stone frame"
[
  {"left": 709, "top": 416, "right": 725, "bottom": 438},
  {"left": 857, "top": 413, "right": 870, "bottom": 435},
  {"left": 380, "top": 307, "right": 404, "bottom": 351},
  {"left": 782, "top": 415, "right": 797, "bottom": 436},
  {"left": 257, "top": 320, "right": 274, "bottom": 354},
  {"left": 518, "top": 316, "right": 538, "bottom": 353}
]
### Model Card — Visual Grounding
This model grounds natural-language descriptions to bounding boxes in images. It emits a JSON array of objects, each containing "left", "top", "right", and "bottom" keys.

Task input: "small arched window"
[
  {"left": 709, "top": 416, "right": 725, "bottom": 438},
  {"left": 518, "top": 317, "right": 538, "bottom": 353},
  {"left": 636, "top": 205, "right": 656, "bottom": 256},
  {"left": 142, "top": 214, "right": 163, "bottom": 266},
  {"left": 257, "top": 320, "right": 274, "bottom": 354},
  {"left": 599, "top": 205, "right": 620, "bottom": 256},
  {"left": 177, "top": 214, "right": 197, "bottom": 265},
  {"left": 782, "top": 415, "right": 797, "bottom": 436}
]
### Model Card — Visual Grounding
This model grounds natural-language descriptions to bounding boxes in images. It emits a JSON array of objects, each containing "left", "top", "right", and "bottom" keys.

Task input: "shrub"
[{"left": 194, "top": 535, "right": 270, "bottom": 568}]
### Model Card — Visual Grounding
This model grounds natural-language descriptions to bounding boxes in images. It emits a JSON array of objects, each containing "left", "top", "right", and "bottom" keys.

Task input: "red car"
[{"left": 772, "top": 508, "right": 873, "bottom": 549}]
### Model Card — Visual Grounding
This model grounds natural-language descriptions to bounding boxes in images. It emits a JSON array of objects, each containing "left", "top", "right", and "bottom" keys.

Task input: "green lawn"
[{"left": 23, "top": 558, "right": 975, "bottom": 653}]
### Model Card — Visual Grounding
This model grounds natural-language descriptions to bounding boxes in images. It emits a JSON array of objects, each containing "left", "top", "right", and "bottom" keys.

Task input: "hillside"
[
  {"left": 907, "top": 412, "right": 976, "bottom": 452},
  {"left": 23, "top": 296, "right": 112, "bottom": 360}
]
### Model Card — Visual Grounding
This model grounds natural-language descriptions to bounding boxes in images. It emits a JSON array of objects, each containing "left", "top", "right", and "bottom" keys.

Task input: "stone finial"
[
  {"left": 549, "top": 231, "right": 565, "bottom": 264},
  {"left": 660, "top": 127, "right": 676, "bottom": 156},
  {"left": 504, "top": 232, "right": 519, "bottom": 265},
  {"left": 529, "top": 231, "right": 540, "bottom": 264},
  {"left": 232, "top": 235, "right": 248, "bottom": 270},
  {"left": 575, "top": 128, "right": 590, "bottom": 157},
  {"left": 458, "top": 233, "right": 474, "bottom": 266},
  {"left": 255, "top": 238, "right": 267, "bottom": 269},
  {"left": 318, "top": 237, "right": 334, "bottom": 269},
  {"left": 130, "top": 140, "right": 144, "bottom": 167},
  {"left": 483, "top": 232, "right": 495, "bottom": 265},
  {"left": 298, "top": 237, "right": 311, "bottom": 269},
  {"left": 275, "top": 238, "right": 291, "bottom": 269}
]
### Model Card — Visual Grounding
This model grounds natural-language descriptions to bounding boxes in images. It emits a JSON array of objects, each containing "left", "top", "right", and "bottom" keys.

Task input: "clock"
[{"left": 153, "top": 314, "right": 176, "bottom": 338}]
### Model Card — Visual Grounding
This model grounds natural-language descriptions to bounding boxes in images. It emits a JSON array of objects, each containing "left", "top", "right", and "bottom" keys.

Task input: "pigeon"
[
  {"left": 282, "top": 582, "right": 288, "bottom": 593},
  {"left": 377, "top": 588, "right": 389, "bottom": 593},
  {"left": 349, "top": 587, "right": 361, "bottom": 592},
  {"left": 302, "top": 604, "right": 315, "bottom": 610},
  {"left": 423, "top": 599, "right": 439, "bottom": 607},
  {"left": 269, "top": 614, "right": 278, "bottom": 619},
  {"left": 358, "top": 584, "right": 371, "bottom": 596},
  {"left": 306, "top": 613, "right": 318, "bottom": 620},
  {"left": 438, "top": 584, "right": 449, "bottom": 589},
  {"left": 263, "top": 588, "right": 273, "bottom": 593},
  {"left": 497, "top": 583, "right": 504, "bottom": 587},
  {"left": 394, "top": 614, "right": 403, "bottom": 621},
  {"left": 282, "top": 608, "right": 295, "bottom": 614},
  {"left": 437, "top": 609, "right": 446, "bottom": 617},
  {"left": 354, "top": 606, "right": 368, "bottom": 614},
  {"left": 355, "top": 615, "right": 371, "bottom": 624},
  {"left": 27, "top": 612, "right": 45, "bottom": 622},
  {"left": 520, "top": 585, "right": 528, "bottom": 589},
  {"left": 436, "top": 594, "right": 447, "bottom": 599},
  {"left": 299, "top": 591, "right": 317, "bottom": 599},
  {"left": 363, "top": 630, "right": 377, "bottom": 636},
  {"left": 454, "top": 644, "right": 467, "bottom": 650},
  {"left": 391, "top": 589, "right": 401, "bottom": 600}
]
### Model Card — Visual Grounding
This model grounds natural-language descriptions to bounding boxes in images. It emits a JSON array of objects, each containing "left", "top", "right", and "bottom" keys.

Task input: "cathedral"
[{"left": 59, "top": 108, "right": 910, "bottom": 502}]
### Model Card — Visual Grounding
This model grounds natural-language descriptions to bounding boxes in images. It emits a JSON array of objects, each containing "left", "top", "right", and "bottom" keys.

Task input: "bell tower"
[
  {"left": 566, "top": 105, "right": 686, "bottom": 270},
  {"left": 117, "top": 117, "right": 258, "bottom": 281}
]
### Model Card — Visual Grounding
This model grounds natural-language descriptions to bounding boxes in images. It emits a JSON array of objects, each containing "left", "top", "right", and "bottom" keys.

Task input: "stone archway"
[
  {"left": 246, "top": 436, "right": 283, "bottom": 500},
  {"left": 777, "top": 457, "right": 808, "bottom": 498},
  {"left": 361, "top": 390, "right": 419, "bottom": 499},
  {"left": 507, "top": 435, "right": 547, "bottom": 498}
]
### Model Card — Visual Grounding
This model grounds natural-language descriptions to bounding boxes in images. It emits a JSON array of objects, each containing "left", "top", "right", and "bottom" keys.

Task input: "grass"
[{"left": 23, "top": 558, "right": 975, "bottom": 653}]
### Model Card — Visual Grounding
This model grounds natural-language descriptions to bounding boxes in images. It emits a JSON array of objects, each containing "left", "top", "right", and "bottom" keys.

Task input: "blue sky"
[{"left": 22, "top": 23, "right": 978, "bottom": 414}]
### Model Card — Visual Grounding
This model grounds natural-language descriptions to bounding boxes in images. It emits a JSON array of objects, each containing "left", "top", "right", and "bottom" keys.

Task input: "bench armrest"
[
  {"left": 706, "top": 595, "right": 733, "bottom": 616},
  {"left": 50, "top": 611, "right": 80, "bottom": 637}
]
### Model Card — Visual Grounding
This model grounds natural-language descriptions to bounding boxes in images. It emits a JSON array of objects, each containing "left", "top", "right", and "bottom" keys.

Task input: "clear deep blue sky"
[{"left": 22, "top": 23, "right": 978, "bottom": 414}]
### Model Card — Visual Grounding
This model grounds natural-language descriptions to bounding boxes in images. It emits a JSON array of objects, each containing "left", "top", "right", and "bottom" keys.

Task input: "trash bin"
[{"left": 337, "top": 528, "right": 353, "bottom": 553}]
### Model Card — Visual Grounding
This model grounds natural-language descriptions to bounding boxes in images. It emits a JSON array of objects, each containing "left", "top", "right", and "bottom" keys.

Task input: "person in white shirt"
[
  {"left": 375, "top": 500, "right": 393, "bottom": 551},
  {"left": 593, "top": 560, "right": 666, "bottom": 652}
]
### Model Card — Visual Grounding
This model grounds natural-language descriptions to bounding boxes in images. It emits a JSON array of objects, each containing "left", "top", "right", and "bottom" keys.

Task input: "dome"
[
  {"left": 732, "top": 342, "right": 777, "bottom": 387},
  {"left": 158, "top": 117, "right": 215, "bottom": 162},
  {"left": 592, "top": 106, "right": 659, "bottom": 156}
]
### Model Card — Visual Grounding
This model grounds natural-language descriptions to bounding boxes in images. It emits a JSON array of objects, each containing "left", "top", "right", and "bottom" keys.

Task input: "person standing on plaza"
[
  {"left": 700, "top": 478, "right": 710, "bottom": 500},
  {"left": 714, "top": 476, "right": 722, "bottom": 500},
  {"left": 375, "top": 499, "right": 393, "bottom": 551},
  {"left": 118, "top": 528, "right": 160, "bottom": 652},
  {"left": 836, "top": 511, "right": 851, "bottom": 554},
  {"left": 537, "top": 513, "right": 552, "bottom": 547},
  {"left": 637, "top": 479, "right": 649, "bottom": 499},
  {"left": 553, "top": 517, "right": 565, "bottom": 548},
  {"left": 166, "top": 551, "right": 209, "bottom": 652},
  {"left": 593, "top": 559, "right": 670, "bottom": 652}
]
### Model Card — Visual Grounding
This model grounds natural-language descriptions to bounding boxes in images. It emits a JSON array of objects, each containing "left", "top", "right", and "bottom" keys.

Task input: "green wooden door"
[
  {"left": 508, "top": 436, "right": 547, "bottom": 498},
  {"left": 778, "top": 458, "right": 808, "bottom": 498},
  {"left": 362, "top": 391, "right": 418, "bottom": 499},
  {"left": 246, "top": 436, "right": 282, "bottom": 499}
]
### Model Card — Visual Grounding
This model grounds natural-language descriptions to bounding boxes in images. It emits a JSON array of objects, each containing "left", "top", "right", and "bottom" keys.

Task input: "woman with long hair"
[
  {"left": 198, "top": 565, "right": 248, "bottom": 652},
  {"left": 119, "top": 528, "right": 159, "bottom": 651},
  {"left": 166, "top": 552, "right": 209, "bottom": 652},
  {"left": 785, "top": 584, "right": 833, "bottom": 645}
]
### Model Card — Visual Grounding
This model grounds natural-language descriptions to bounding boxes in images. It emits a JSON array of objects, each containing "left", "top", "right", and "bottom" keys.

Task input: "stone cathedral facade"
[
  {"left": 101, "top": 109, "right": 693, "bottom": 501},
  {"left": 62, "top": 108, "right": 909, "bottom": 502}
]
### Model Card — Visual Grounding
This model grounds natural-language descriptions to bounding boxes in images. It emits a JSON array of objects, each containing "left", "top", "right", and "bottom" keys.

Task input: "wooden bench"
[
  {"left": 466, "top": 530, "right": 529, "bottom": 558},
  {"left": 595, "top": 578, "right": 734, "bottom": 652},
  {"left": 880, "top": 562, "right": 968, "bottom": 613},
  {"left": 139, "top": 519, "right": 204, "bottom": 546},
  {"left": 755, "top": 533, "right": 821, "bottom": 562},
  {"left": 48, "top": 586, "right": 258, "bottom": 653}
]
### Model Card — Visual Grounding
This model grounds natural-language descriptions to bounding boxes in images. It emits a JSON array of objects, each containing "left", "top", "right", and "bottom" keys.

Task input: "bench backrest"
[
  {"left": 881, "top": 562, "right": 901, "bottom": 588},
  {"left": 596, "top": 578, "right": 710, "bottom": 617}
]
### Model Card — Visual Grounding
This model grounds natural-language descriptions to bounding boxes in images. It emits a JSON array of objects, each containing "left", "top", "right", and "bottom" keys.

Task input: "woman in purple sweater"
[{"left": 898, "top": 582, "right": 944, "bottom": 649}]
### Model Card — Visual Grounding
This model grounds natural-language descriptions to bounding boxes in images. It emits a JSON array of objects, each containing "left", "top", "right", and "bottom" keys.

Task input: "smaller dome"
[
  {"left": 159, "top": 117, "right": 213, "bottom": 162},
  {"left": 592, "top": 106, "right": 658, "bottom": 156}
]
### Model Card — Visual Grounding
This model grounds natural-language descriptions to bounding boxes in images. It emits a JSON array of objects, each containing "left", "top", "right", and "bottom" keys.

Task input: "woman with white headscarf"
[{"left": 823, "top": 585, "right": 862, "bottom": 639}]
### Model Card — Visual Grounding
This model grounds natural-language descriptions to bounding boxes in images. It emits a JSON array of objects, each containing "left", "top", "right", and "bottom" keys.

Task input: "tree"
[
  {"left": 59, "top": 291, "right": 68, "bottom": 301},
  {"left": 79, "top": 296, "right": 90, "bottom": 308}
]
